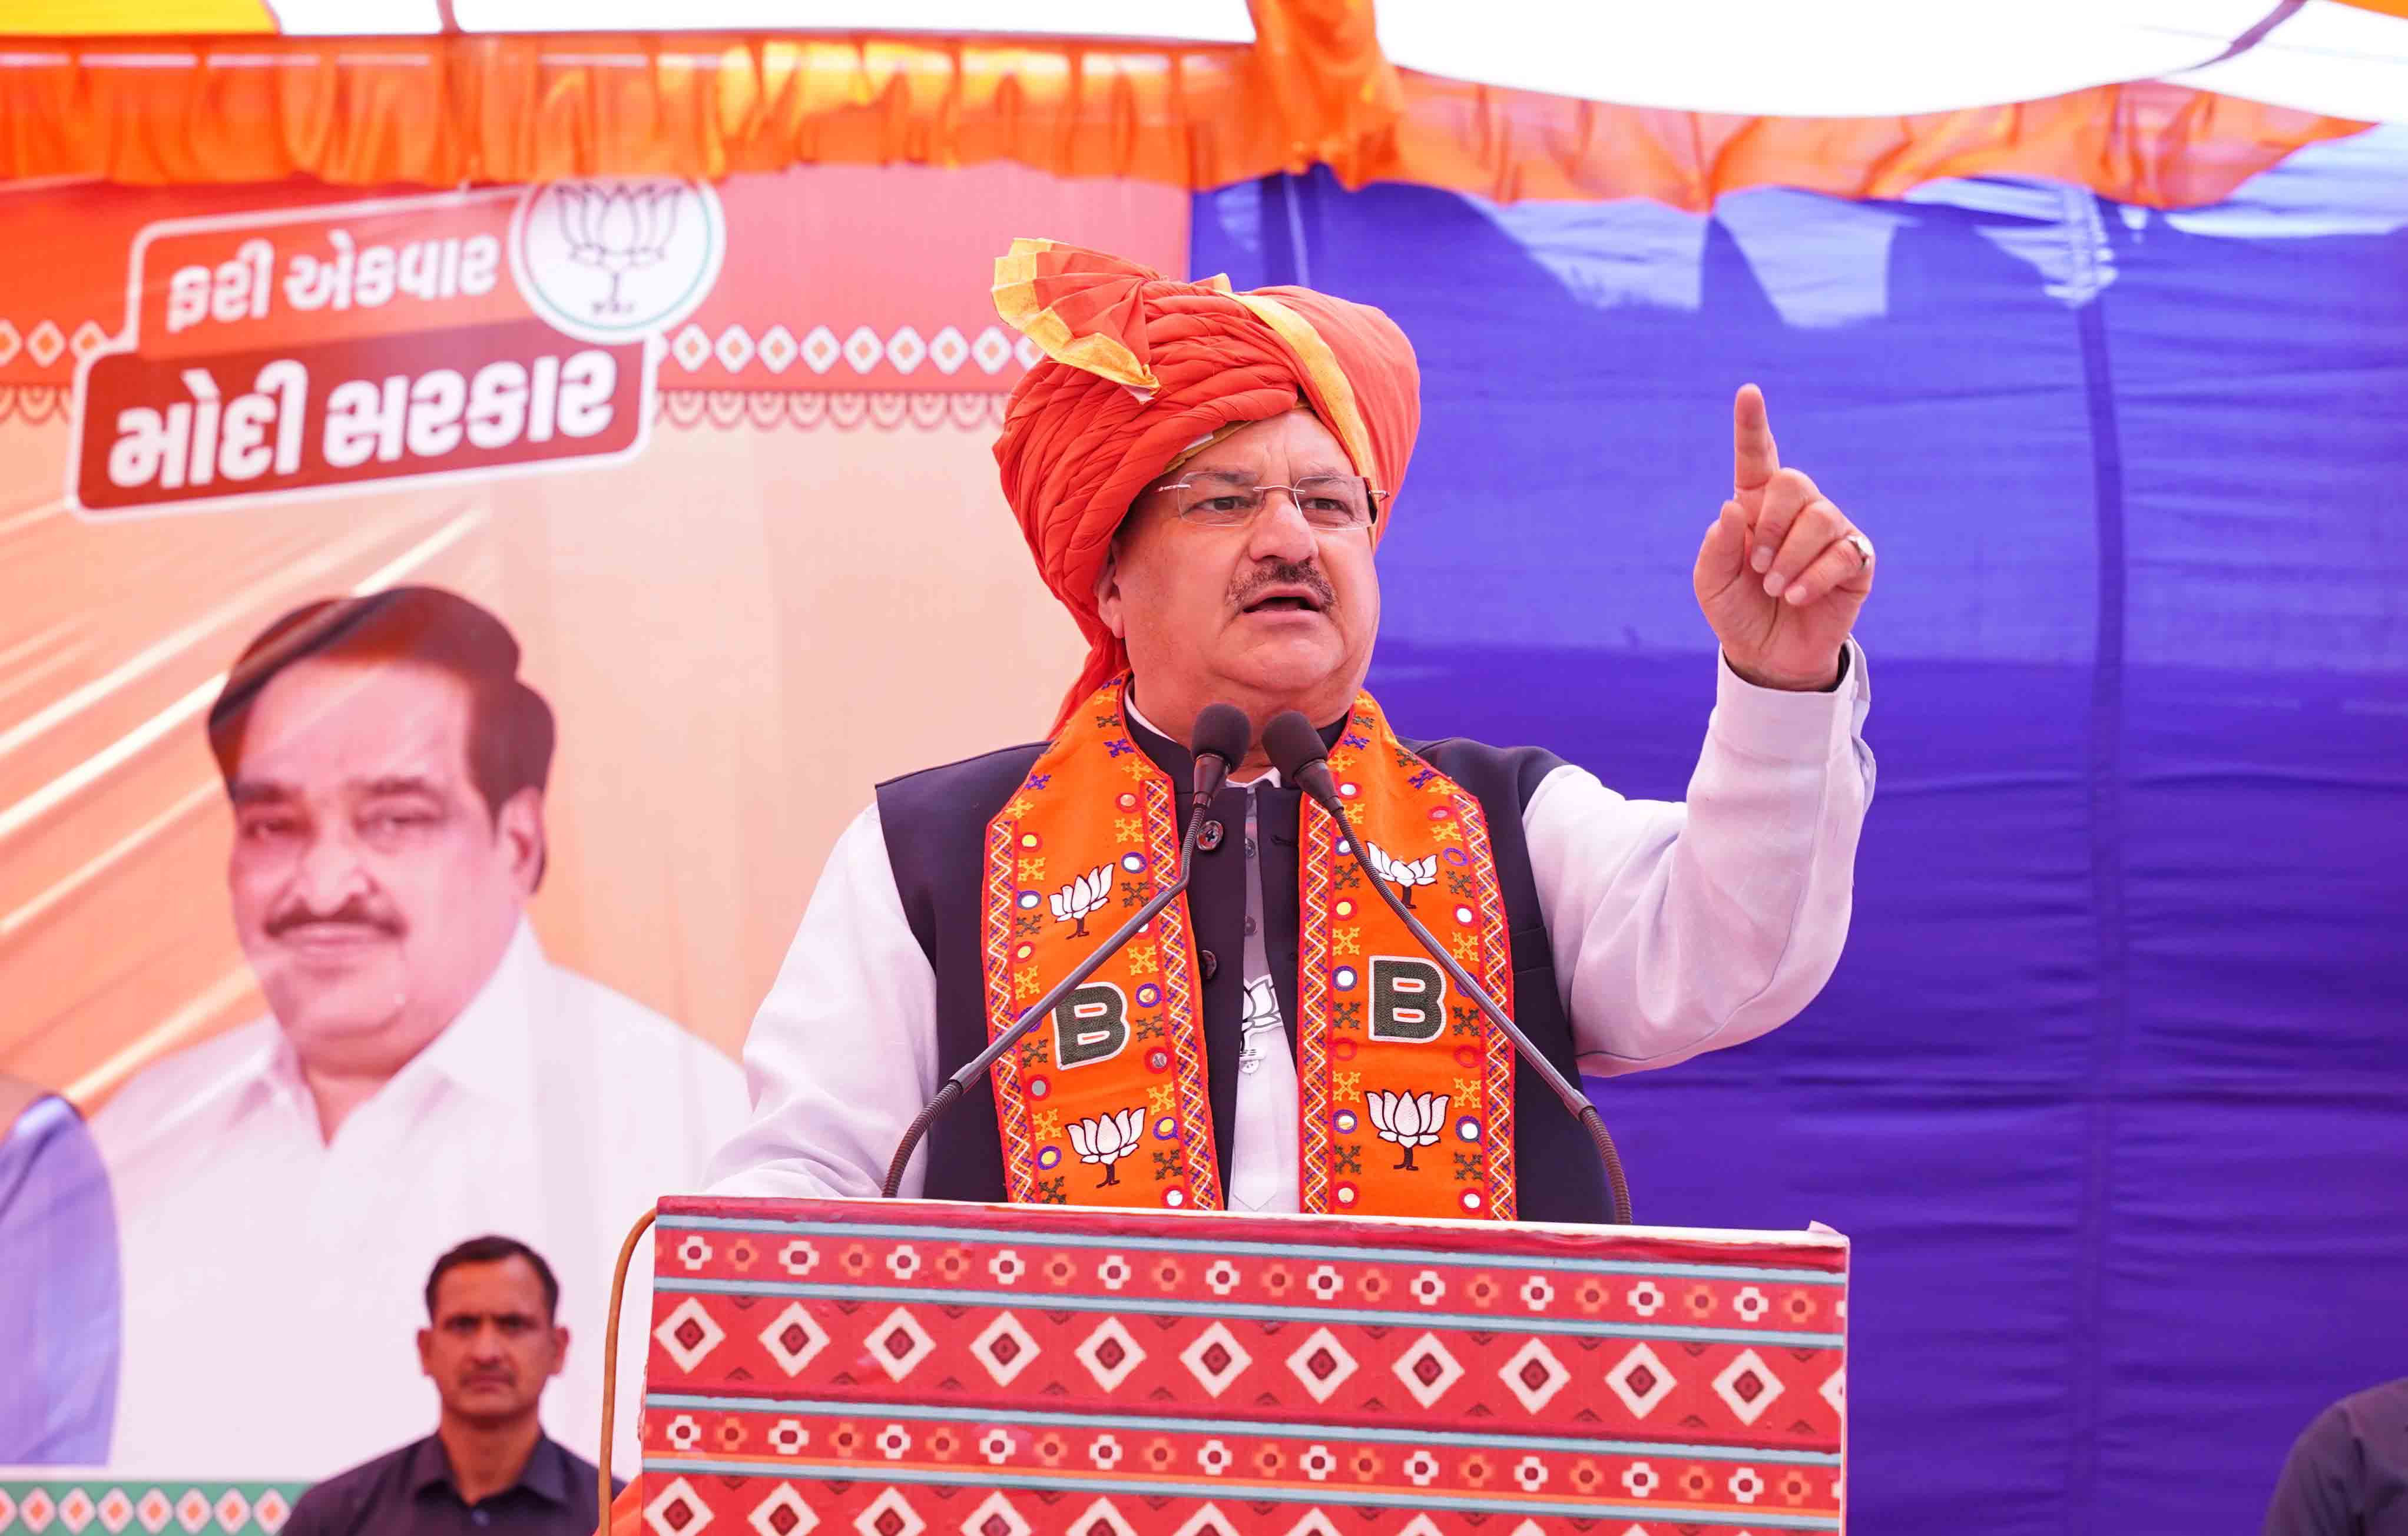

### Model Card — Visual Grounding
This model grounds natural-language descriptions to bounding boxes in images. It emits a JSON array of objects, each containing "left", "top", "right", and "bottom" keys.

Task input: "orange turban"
[{"left": 991, "top": 239, "right": 1421, "bottom": 729}]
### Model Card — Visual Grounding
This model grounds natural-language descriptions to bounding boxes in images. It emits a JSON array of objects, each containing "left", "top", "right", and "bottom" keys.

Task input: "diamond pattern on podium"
[
  {"left": 655, "top": 1298, "right": 726, "bottom": 1372},
  {"left": 852, "top": 1492, "right": 922, "bottom": 1536},
  {"left": 135, "top": 1491, "right": 171, "bottom": 1532},
  {"left": 970, "top": 1311, "right": 1042, "bottom": 1386},
  {"left": 97, "top": 1491, "right": 133, "bottom": 1534},
  {"left": 1066, "top": 1500, "right": 1135, "bottom": 1536},
  {"left": 747, "top": 1485, "right": 817, "bottom": 1536},
  {"left": 1074, "top": 1316, "right": 1147, "bottom": 1392},
  {"left": 1397, "top": 1518, "right": 1446, "bottom": 1536},
  {"left": 1498, "top": 1337, "right": 1571, "bottom": 1412},
  {"left": 1286, "top": 1328, "right": 1360, "bottom": 1404},
  {"left": 759, "top": 1302, "right": 830, "bottom": 1376},
  {"left": 645, "top": 1478, "right": 714, "bottom": 1536},
  {"left": 1821, "top": 1365, "right": 1846, "bottom": 1414},
  {"left": 173, "top": 1492, "right": 207, "bottom": 1532},
  {"left": 1605, "top": 1342, "right": 1674, "bottom": 1419},
  {"left": 958, "top": 1494, "right": 1029, "bottom": 1536},
  {"left": 1280, "top": 1512, "right": 1340, "bottom": 1536},
  {"left": 61, "top": 1491, "right": 95, "bottom": 1532},
  {"left": 1168, "top": 1507, "right": 1237, "bottom": 1536},
  {"left": 869, "top": 1308, "right": 938, "bottom": 1382},
  {"left": 1392, "top": 1332, "right": 1466, "bottom": 1409},
  {"left": 1714, "top": 1348, "right": 1786, "bottom": 1426},
  {"left": 1178, "top": 1319, "right": 1252, "bottom": 1398},
  {"left": 253, "top": 1494, "right": 289, "bottom": 1536}
]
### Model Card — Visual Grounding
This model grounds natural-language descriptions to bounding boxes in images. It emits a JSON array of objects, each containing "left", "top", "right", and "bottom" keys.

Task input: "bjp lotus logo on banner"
[
  {"left": 511, "top": 179, "right": 726, "bottom": 344},
  {"left": 66, "top": 178, "right": 724, "bottom": 519}
]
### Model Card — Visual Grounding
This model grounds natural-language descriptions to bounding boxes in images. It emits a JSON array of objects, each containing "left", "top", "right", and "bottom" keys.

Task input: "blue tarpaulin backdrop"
[{"left": 1194, "top": 127, "right": 2408, "bottom": 1535}]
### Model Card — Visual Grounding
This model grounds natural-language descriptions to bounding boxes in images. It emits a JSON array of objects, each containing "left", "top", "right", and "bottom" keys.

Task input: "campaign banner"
[
  {"left": 67, "top": 185, "right": 709, "bottom": 516},
  {"left": 0, "top": 161, "right": 1185, "bottom": 1482}
]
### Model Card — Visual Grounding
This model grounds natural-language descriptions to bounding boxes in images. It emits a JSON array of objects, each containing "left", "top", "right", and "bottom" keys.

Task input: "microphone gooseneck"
[
  {"left": 1261, "top": 711, "right": 1635, "bottom": 1225},
  {"left": 880, "top": 707, "right": 1253, "bottom": 1199}
]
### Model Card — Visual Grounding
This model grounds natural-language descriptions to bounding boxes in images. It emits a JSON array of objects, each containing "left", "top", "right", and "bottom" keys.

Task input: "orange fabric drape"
[
  {"left": 0, "top": 29, "right": 2370, "bottom": 209},
  {"left": 1360, "top": 72, "right": 2371, "bottom": 211}
]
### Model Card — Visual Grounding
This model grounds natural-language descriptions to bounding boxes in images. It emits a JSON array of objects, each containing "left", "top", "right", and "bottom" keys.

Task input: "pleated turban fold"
[{"left": 989, "top": 239, "right": 1422, "bottom": 729}]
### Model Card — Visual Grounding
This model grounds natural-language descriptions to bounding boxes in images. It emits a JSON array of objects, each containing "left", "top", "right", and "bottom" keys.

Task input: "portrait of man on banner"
[{"left": 91, "top": 586, "right": 747, "bottom": 1476}]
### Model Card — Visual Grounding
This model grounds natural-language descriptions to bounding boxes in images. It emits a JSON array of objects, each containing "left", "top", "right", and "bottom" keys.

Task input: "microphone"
[
  {"left": 880, "top": 704, "right": 1254, "bottom": 1199},
  {"left": 1261, "top": 711, "right": 1634, "bottom": 1225},
  {"left": 1186, "top": 702, "right": 1251, "bottom": 819}
]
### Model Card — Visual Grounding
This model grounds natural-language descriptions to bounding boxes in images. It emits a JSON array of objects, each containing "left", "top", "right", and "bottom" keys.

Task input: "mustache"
[
  {"left": 264, "top": 898, "right": 405, "bottom": 941},
  {"left": 1230, "top": 560, "right": 1336, "bottom": 611}
]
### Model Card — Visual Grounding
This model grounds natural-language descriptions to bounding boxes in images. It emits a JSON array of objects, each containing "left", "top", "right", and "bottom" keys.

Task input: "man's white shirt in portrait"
[{"left": 93, "top": 922, "right": 746, "bottom": 1478}]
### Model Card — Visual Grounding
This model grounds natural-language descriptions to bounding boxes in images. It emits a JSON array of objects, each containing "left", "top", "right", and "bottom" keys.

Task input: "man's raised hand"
[{"left": 1692, "top": 383, "right": 1873, "bottom": 691}]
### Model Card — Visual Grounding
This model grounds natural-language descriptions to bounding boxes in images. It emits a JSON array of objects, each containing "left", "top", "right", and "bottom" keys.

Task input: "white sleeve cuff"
[{"left": 1711, "top": 637, "right": 1870, "bottom": 765}]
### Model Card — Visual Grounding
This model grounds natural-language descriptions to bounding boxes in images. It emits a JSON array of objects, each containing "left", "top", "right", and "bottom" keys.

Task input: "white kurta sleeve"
[
  {"left": 1528, "top": 639, "right": 1874, "bottom": 1075},
  {"left": 705, "top": 801, "right": 943, "bottom": 1199}
]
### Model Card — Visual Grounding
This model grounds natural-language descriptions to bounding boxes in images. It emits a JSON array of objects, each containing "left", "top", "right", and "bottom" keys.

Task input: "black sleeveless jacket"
[{"left": 874, "top": 711, "right": 1615, "bottom": 1223}]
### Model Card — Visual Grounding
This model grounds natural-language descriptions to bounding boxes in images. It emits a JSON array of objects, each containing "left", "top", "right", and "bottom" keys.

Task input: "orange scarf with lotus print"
[{"left": 981, "top": 676, "right": 1518, "bottom": 1221}]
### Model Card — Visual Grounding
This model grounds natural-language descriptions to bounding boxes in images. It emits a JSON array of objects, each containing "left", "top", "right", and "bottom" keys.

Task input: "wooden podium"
[{"left": 625, "top": 1196, "right": 1847, "bottom": 1535}]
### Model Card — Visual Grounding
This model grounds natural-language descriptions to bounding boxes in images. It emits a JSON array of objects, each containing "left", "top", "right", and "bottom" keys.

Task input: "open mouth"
[{"left": 1242, "top": 591, "right": 1326, "bottom": 615}]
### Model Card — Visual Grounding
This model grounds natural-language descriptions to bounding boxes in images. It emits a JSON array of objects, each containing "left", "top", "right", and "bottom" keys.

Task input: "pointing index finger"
[{"left": 1733, "top": 383, "right": 1778, "bottom": 493}]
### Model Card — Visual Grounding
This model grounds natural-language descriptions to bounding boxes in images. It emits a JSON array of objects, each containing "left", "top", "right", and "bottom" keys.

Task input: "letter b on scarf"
[
  {"left": 1368, "top": 956, "right": 1448, "bottom": 1042},
  {"left": 1054, "top": 983, "right": 1130, "bottom": 1067}
]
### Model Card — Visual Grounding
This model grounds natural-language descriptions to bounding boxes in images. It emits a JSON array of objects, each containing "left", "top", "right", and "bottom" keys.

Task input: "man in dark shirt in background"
[
  {"left": 2265, "top": 1378, "right": 2408, "bottom": 1536},
  {"left": 286, "top": 1236, "right": 616, "bottom": 1536}
]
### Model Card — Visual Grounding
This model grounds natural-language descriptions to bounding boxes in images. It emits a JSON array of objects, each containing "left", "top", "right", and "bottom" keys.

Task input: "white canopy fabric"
[
  {"left": 10, "top": 0, "right": 2403, "bottom": 124},
  {"left": 2168, "top": 1, "right": 2408, "bottom": 122},
  {"left": 1368, "top": 0, "right": 2408, "bottom": 124}
]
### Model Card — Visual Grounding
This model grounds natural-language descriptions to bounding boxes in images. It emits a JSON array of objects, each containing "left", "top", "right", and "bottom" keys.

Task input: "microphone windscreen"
[
  {"left": 1189, "top": 702, "right": 1252, "bottom": 769},
  {"left": 1261, "top": 710, "right": 1329, "bottom": 783}
]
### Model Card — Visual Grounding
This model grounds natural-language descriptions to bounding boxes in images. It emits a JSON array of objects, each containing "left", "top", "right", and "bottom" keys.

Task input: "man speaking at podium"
[{"left": 709, "top": 240, "right": 1877, "bottom": 1223}]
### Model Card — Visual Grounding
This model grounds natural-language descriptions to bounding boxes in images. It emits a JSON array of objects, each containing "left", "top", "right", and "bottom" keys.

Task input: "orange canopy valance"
[{"left": 0, "top": 31, "right": 2369, "bottom": 210}]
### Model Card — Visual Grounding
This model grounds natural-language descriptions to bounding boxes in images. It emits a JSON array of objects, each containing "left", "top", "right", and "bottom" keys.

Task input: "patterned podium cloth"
[{"left": 636, "top": 1197, "right": 1847, "bottom": 1535}]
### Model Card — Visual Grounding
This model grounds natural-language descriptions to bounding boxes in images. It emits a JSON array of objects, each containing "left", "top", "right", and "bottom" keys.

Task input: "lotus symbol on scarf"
[
  {"left": 554, "top": 182, "right": 685, "bottom": 314},
  {"left": 1049, "top": 864, "right": 1114, "bottom": 938},
  {"left": 1363, "top": 841, "right": 1439, "bottom": 908},
  {"left": 1364, "top": 1089, "right": 1449, "bottom": 1170},
  {"left": 1065, "top": 1106, "right": 1146, "bottom": 1187}
]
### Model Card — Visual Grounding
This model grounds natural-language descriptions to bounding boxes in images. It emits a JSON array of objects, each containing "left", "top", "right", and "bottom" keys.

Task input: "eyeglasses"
[{"left": 1154, "top": 473, "right": 1386, "bottom": 531}]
